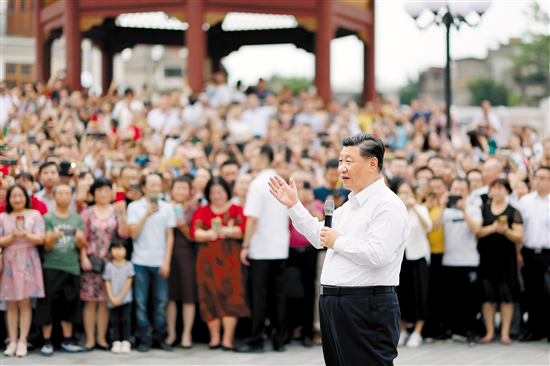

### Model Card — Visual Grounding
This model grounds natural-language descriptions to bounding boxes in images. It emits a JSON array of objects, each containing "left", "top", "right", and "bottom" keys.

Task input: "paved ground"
[{"left": 0, "top": 339, "right": 548, "bottom": 366}]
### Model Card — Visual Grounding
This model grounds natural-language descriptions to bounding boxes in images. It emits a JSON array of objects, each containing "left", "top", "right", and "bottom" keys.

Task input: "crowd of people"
[{"left": 0, "top": 73, "right": 549, "bottom": 358}]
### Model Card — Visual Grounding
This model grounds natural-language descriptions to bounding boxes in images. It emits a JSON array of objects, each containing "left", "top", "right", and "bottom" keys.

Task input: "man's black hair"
[
  {"left": 15, "top": 172, "right": 34, "bottom": 183},
  {"left": 38, "top": 161, "right": 59, "bottom": 175},
  {"left": 326, "top": 159, "right": 339, "bottom": 170},
  {"left": 260, "top": 145, "right": 274, "bottom": 165},
  {"left": 221, "top": 159, "right": 240, "bottom": 169},
  {"left": 341, "top": 133, "right": 385, "bottom": 172},
  {"left": 414, "top": 166, "right": 434, "bottom": 179}
]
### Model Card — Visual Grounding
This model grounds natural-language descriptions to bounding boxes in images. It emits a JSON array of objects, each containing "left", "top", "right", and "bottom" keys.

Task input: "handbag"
[
  {"left": 544, "top": 265, "right": 550, "bottom": 295},
  {"left": 88, "top": 255, "right": 105, "bottom": 274}
]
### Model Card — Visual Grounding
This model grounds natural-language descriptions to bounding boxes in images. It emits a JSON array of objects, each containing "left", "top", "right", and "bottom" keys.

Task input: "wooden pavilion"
[{"left": 35, "top": 0, "right": 376, "bottom": 101}]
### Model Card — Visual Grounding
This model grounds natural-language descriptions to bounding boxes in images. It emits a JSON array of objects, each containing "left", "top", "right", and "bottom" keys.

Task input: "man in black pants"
[
  {"left": 517, "top": 166, "right": 550, "bottom": 342},
  {"left": 235, "top": 145, "right": 290, "bottom": 353},
  {"left": 269, "top": 133, "right": 410, "bottom": 365}
]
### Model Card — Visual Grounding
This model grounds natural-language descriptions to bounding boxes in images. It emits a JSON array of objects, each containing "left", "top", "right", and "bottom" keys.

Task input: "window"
[
  {"left": 6, "top": 64, "right": 16, "bottom": 75},
  {"left": 164, "top": 67, "right": 182, "bottom": 78},
  {"left": 21, "top": 0, "right": 25, "bottom": 10},
  {"left": 21, "top": 65, "right": 31, "bottom": 75}
]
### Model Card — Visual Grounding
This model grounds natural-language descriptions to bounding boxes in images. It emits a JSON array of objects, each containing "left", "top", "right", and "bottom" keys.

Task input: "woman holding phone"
[
  {"left": 190, "top": 176, "right": 249, "bottom": 350},
  {"left": 477, "top": 178, "right": 524, "bottom": 345},
  {"left": 80, "top": 178, "right": 129, "bottom": 350},
  {"left": 0, "top": 185, "right": 45, "bottom": 357},
  {"left": 165, "top": 176, "right": 198, "bottom": 348}
]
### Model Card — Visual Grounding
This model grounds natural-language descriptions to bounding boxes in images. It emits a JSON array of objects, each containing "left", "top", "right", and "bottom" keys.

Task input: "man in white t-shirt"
[
  {"left": 112, "top": 89, "right": 145, "bottom": 132},
  {"left": 241, "top": 94, "right": 276, "bottom": 138},
  {"left": 147, "top": 95, "right": 182, "bottom": 146},
  {"left": 433, "top": 178, "right": 482, "bottom": 345},
  {"left": 235, "top": 145, "right": 290, "bottom": 353},
  {"left": 127, "top": 174, "right": 175, "bottom": 352},
  {"left": 294, "top": 99, "right": 325, "bottom": 133}
]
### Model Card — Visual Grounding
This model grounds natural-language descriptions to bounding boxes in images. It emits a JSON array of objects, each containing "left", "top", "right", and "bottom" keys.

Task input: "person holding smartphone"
[
  {"left": 0, "top": 185, "right": 45, "bottom": 357},
  {"left": 127, "top": 173, "right": 176, "bottom": 352}
]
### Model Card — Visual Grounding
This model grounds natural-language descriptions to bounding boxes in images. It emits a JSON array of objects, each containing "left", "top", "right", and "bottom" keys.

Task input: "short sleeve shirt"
[
  {"left": 43, "top": 212, "right": 85, "bottom": 276},
  {"left": 103, "top": 261, "right": 135, "bottom": 308}
]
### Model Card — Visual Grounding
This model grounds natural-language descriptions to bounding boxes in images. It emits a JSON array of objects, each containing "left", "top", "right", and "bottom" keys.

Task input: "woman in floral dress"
[
  {"left": 80, "top": 178, "right": 129, "bottom": 350},
  {"left": 0, "top": 185, "right": 45, "bottom": 357}
]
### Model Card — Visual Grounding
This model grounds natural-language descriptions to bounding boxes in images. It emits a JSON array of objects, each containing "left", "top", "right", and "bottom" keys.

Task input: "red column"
[
  {"left": 315, "top": 0, "right": 333, "bottom": 103},
  {"left": 186, "top": 0, "right": 205, "bottom": 93},
  {"left": 65, "top": 0, "right": 81, "bottom": 91},
  {"left": 101, "top": 49, "right": 113, "bottom": 96},
  {"left": 35, "top": 0, "right": 51, "bottom": 82},
  {"left": 362, "top": 2, "right": 376, "bottom": 102}
]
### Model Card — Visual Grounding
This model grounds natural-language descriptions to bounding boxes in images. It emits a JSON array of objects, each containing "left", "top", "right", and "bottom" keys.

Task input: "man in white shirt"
[
  {"left": 112, "top": 89, "right": 145, "bottom": 132},
  {"left": 234, "top": 145, "right": 290, "bottom": 353},
  {"left": 147, "top": 95, "right": 182, "bottom": 146},
  {"left": 127, "top": 174, "right": 175, "bottom": 352},
  {"left": 468, "top": 158, "right": 507, "bottom": 208},
  {"left": 294, "top": 99, "right": 325, "bottom": 133},
  {"left": 241, "top": 94, "right": 276, "bottom": 138},
  {"left": 35, "top": 162, "right": 77, "bottom": 213},
  {"left": 517, "top": 166, "right": 550, "bottom": 342},
  {"left": 432, "top": 178, "right": 482, "bottom": 345},
  {"left": 268, "top": 133, "right": 410, "bottom": 365}
]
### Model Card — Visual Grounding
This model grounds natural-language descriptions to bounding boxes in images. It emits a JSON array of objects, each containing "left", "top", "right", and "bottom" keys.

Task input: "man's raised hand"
[{"left": 268, "top": 176, "right": 298, "bottom": 209}]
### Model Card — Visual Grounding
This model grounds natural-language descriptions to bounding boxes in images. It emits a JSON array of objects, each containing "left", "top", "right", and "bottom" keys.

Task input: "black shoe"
[
  {"left": 158, "top": 342, "right": 173, "bottom": 351},
  {"left": 466, "top": 333, "right": 477, "bottom": 347},
  {"left": 137, "top": 343, "right": 150, "bottom": 352},
  {"left": 208, "top": 343, "right": 221, "bottom": 350},
  {"left": 95, "top": 343, "right": 110, "bottom": 351},
  {"left": 234, "top": 344, "right": 264, "bottom": 353},
  {"left": 519, "top": 332, "right": 543, "bottom": 342},
  {"left": 301, "top": 336, "right": 313, "bottom": 348},
  {"left": 221, "top": 345, "right": 233, "bottom": 351},
  {"left": 273, "top": 344, "right": 286, "bottom": 352}
]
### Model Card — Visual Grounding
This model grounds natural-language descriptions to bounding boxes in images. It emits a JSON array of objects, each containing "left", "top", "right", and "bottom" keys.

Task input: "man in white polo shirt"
[
  {"left": 432, "top": 178, "right": 482, "bottom": 345},
  {"left": 127, "top": 174, "right": 175, "bottom": 352},
  {"left": 235, "top": 145, "right": 290, "bottom": 353}
]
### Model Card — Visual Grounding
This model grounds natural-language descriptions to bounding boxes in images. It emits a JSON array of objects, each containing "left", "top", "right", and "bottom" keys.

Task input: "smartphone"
[
  {"left": 59, "top": 161, "right": 73, "bottom": 177},
  {"left": 303, "top": 181, "right": 311, "bottom": 190},
  {"left": 129, "top": 182, "right": 139, "bottom": 191},
  {"left": 174, "top": 204, "right": 184, "bottom": 221},
  {"left": 16, "top": 215, "right": 25, "bottom": 230},
  {"left": 115, "top": 191, "right": 126, "bottom": 203},
  {"left": 498, "top": 215, "right": 508, "bottom": 226},
  {"left": 61, "top": 228, "right": 76, "bottom": 236},
  {"left": 150, "top": 195, "right": 158, "bottom": 204},
  {"left": 1, "top": 158, "right": 18, "bottom": 166},
  {"left": 27, "top": 135, "right": 37, "bottom": 143},
  {"left": 447, "top": 195, "right": 461, "bottom": 209},
  {"left": 0, "top": 145, "right": 9, "bottom": 152},
  {"left": 211, "top": 217, "right": 222, "bottom": 232}
]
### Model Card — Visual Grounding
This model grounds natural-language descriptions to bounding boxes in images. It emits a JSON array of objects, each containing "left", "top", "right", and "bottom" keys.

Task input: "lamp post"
[{"left": 405, "top": 1, "right": 492, "bottom": 139}]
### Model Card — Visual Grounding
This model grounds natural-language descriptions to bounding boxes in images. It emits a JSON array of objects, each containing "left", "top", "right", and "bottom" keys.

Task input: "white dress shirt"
[
  {"left": 241, "top": 106, "right": 276, "bottom": 138},
  {"left": 517, "top": 191, "right": 550, "bottom": 250},
  {"left": 404, "top": 204, "right": 432, "bottom": 262},
  {"left": 288, "top": 177, "right": 410, "bottom": 287}
]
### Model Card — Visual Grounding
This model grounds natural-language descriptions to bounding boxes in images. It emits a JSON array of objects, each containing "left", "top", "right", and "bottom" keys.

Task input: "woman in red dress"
[{"left": 190, "top": 176, "right": 250, "bottom": 350}]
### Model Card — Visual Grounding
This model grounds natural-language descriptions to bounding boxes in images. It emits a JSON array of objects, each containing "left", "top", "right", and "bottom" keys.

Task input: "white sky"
[{"left": 222, "top": 1, "right": 549, "bottom": 92}]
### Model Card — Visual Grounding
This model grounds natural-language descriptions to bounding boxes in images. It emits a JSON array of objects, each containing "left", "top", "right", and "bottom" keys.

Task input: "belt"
[
  {"left": 320, "top": 285, "right": 395, "bottom": 296},
  {"left": 524, "top": 247, "right": 550, "bottom": 255}
]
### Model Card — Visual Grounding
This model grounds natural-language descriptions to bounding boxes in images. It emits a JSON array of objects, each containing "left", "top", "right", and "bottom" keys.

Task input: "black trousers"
[
  {"left": 35, "top": 268, "right": 81, "bottom": 326},
  {"left": 319, "top": 291, "right": 400, "bottom": 366},
  {"left": 248, "top": 259, "right": 287, "bottom": 347},
  {"left": 423, "top": 253, "right": 445, "bottom": 337},
  {"left": 110, "top": 303, "right": 132, "bottom": 342},
  {"left": 286, "top": 247, "right": 318, "bottom": 339},
  {"left": 521, "top": 247, "right": 550, "bottom": 338},
  {"left": 442, "top": 266, "right": 479, "bottom": 336}
]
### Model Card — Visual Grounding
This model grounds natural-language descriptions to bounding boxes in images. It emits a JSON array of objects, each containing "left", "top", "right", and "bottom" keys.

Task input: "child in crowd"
[{"left": 103, "top": 242, "right": 134, "bottom": 354}]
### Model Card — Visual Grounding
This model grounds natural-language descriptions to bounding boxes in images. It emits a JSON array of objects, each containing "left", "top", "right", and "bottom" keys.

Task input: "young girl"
[{"left": 103, "top": 242, "right": 134, "bottom": 354}]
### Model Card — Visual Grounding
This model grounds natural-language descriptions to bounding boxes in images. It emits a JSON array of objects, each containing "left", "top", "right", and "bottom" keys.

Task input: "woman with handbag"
[
  {"left": 80, "top": 178, "right": 129, "bottom": 350},
  {"left": 190, "top": 176, "right": 250, "bottom": 350}
]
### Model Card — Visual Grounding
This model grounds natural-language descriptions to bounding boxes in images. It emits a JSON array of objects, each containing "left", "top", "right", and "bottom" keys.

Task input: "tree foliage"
[
  {"left": 267, "top": 74, "right": 312, "bottom": 94},
  {"left": 399, "top": 77, "right": 420, "bottom": 106},
  {"left": 468, "top": 78, "right": 509, "bottom": 106}
]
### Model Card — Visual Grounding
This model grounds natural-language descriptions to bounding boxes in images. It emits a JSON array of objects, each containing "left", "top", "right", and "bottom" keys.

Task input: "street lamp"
[{"left": 405, "top": 1, "right": 491, "bottom": 139}]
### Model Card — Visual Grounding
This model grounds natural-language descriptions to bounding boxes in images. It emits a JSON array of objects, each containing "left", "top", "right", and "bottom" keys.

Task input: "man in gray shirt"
[{"left": 127, "top": 174, "right": 175, "bottom": 352}]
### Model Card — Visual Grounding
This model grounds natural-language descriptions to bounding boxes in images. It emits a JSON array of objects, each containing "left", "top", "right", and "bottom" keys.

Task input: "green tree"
[
  {"left": 267, "top": 75, "right": 312, "bottom": 94},
  {"left": 399, "top": 77, "right": 420, "bottom": 106},
  {"left": 510, "top": 2, "right": 550, "bottom": 105},
  {"left": 467, "top": 78, "right": 509, "bottom": 106}
]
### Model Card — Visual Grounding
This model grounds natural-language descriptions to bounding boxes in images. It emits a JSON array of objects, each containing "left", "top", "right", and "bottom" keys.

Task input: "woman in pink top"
[
  {"left": 0, "top": 185, "right": 45, "bottom": 357},
  {"left": 80, "top": 178, "right": 129, "bottom": 350}
]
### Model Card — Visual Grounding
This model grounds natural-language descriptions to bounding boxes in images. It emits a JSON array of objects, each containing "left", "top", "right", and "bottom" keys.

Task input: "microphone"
[{"left": 324, "top": 200, "right": 334, "bottom": 228}]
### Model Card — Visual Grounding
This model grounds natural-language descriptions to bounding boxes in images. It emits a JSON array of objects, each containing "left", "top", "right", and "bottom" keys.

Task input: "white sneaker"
[
  {"left": 406, "top": 332, "right": 423, "bottom": 348},
  {"left": 41, "top": 343, "right": 54, "bottom": 357},
  {"left": 121, "top": 341, "right": 131, "bottom": 354},
  {"left": 398, "top": 331, "right": 409, "bottom": 347},
  {"left": 16, "top": 342, "right": 27, "bottom": 357},
  {"left": 111, "top": 341, "right": 122, "bottom": 354}
]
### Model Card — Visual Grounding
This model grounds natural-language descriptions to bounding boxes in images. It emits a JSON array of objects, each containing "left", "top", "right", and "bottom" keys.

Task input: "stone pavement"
[{"left": 1, "top": 340, "right": 548, "bottom": 365}]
